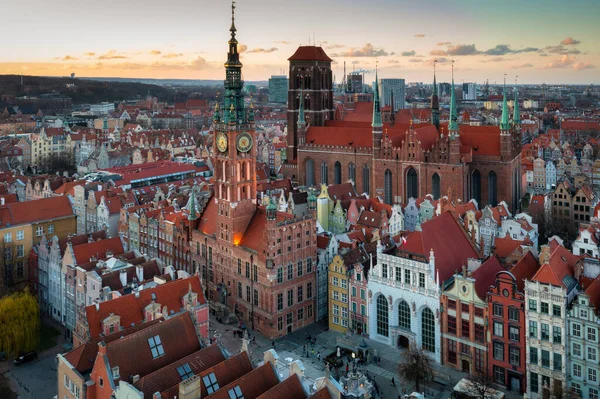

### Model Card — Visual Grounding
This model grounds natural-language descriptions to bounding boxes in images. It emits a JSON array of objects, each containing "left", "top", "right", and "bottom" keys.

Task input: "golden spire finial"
[
  {"left": 230, "top": 103, "right": 235, "bottom": 110},
  {"left": 214, "top": 102, "right": 220, "bottom": 111}
]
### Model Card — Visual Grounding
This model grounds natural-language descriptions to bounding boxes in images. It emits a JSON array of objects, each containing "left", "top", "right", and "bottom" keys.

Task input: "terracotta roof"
[
  {"left": 85, "top": 275, "right": 205, "bottom": 339},
  {"left": 585, "top": 278, "right": 600, "bottom": 315},
  {"left": 472, "top": 255, "right": 505, "bottom": 300},
  {"left": 532, "top": 244, "right": 580, "bottom": 288},
  {"left": 327, "top": 183, "right": 357, "bottom": 201},
  {"left": 309, "top": 388, "right": 334, "bottom": 399},
  {"left": 317, "top": 235, "right": 330, "bottom": 250},
  {"left": 459, "top": 125, "right": 501, "bottom": 156},
  {"left": 134, "top": 345, "right": 227, "bottom": 398},
  {"left": 509, "top": 251, "right": 540, "bottom": 291},
  {"left": 357, "top": 210, "right": 381, "bottom": 228},
  {"left": 195, "top": 352, "right": 254, "bottom": 398},
  {"left": 58, "top": 230, "right": 107, "bottom": 256},
  {"left": 63, "top": 318, "right": 163, "bottom": 373},
  {"left": 399, "top": 212, "right": 478, "bottom": 285},
  {"left": 493, "top": 236, "right": 524, "bottom": 258},
  {"left": 205, "top": 362, "right": 279, "bottom": 399},
  {"left": 72, "top": 236, "right": 124, "bottom": 265},
  {"left": 256, "top": 374, "right": 307, "bottom": 399},
  {"left": 197, "top": 199, "right": 217, "bottom": 236},
  {"left": 0, "top": 196, "right": 74, "bottom": 228},
  {"left": 288, "top": 46, "right": 332, "bottom": 62},
  {"left": 104, "top": 312, "right": 201, "bottom": 383},
  {"left": 238, "top": 207, "right": 294, "bottom": 251}
]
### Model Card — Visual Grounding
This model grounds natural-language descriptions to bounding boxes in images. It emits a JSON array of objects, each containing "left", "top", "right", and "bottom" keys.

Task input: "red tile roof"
[
  {"left": 532, "top": 245, "right": 580, "bottom": 287},
  {"left": 288, "top": 46, "right": 333, "bottom": 62},
  {"left": 198, "top": 199, "right": 217, "bottom": 236},
  {"left": 459, "top": 125, "right": 501, "bottom": 156},
  {"left": 205, "top": 362, "right": 279, "bottom": 399},
  {"left": 195, "top": 352, "right": 254, "bottom": 398},
  {"left": 585, "top": 278, "right": 600, "bottom": 315},
  {"left": 238, "top": 207, "right": 294, "bottom": 251},
  {"left": 0, "top": 196, "right": 74, "bottom": 228},
  {"left": 256, "top": 374, "right": 307, "bottom": 399},
  {"left": 472, "top": 255, "right": 505, "bottom": 300},
  {"left": 85, "top": 275, "right": 205, "bottom": 339},
  {"left": 72, "top": 236, "right": 124, "bottom": 265},
  {"left": 317, "top": 235, "right": 330, "bottom": 250},
  {"left": 510, "top": 251, "right": 540, "bottom": 291},
  {"left": 493, "top": 236, "right": 524, "bottom": 258}
]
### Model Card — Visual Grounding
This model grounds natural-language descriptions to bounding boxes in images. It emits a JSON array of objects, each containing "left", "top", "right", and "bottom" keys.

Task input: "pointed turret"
[
  {"left": 448, "top": 63, "right": 459, "bottom": 133},
  {"left": 223, "top": 1, "right": 244, "bottom": 125},
  {"left": 431, "top": 63, "right": 440, "bottom": 130},
  {"left": 500, "top": 79, "right": 510, "bottom": 132},
  {"left": 513, "top": 87, "right": 521, "bottom": 126},
  {"left": 372, "top": 69, "right": 383, "bottom": 128}
]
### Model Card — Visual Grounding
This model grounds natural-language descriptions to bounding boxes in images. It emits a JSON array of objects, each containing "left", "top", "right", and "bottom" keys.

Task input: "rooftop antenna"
[{"left": 313, "top": 32, "right": 316, "bottom": 47}]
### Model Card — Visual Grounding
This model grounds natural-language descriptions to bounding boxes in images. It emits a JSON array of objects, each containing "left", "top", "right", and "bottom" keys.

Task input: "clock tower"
[{"left": 213, "top": 0, "right": 257, "bottom": 244}]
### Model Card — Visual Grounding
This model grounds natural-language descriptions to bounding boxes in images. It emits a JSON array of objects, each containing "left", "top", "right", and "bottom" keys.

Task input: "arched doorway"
[
  {"left": 421, "top": 307, "right": 435, "bottom": 352},
  {"left": 488, "top": 171, "right": 498, "bottom": 206},
  {"left": 384, "top": 169, "right": 393, "bottom": 205},
  {"left": 348, "top": 162, "right": 356, "bottom": 183},
  {"left": 376, "top": 295, "right": 389, "bottom": 337},
  {"left": 320, "top": 161, "right": 328, "bottom": 185},
  {"left": 362, "top": 164, "right": 370, "bottom": 195},
  {"left": 305, "top": 159, "right": 315, "bottom": 187},
  {"left": 334, "top": 161, "right": 342, "bottom": 184},
  {"left": 472, "top": 170, "right": 481, "bottom": 204},
  {"left": 397, "top": 335, "right": 410, "bottom": 349},
  {"left": 432, "top": 173, "right": 441, "bottom": 200},
  {"left": 406, "top": 168, "right": 418, "bottom": 200}
]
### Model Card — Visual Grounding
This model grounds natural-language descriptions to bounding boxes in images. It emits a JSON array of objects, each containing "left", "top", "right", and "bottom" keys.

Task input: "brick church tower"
[
  {"left": 212, "top": 1, "right": 257, "bottom": 244},
  {"left": 286, "top": 46, "right": 334, "bottom": 162}
]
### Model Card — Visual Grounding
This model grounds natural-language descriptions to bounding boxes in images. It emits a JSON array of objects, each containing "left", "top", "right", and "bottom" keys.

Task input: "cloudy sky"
[{"left": 1, "top": 0, "right": 598, "bottom": 84}]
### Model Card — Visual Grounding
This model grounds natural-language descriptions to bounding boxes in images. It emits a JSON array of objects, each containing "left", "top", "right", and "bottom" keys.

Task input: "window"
[
  {"left": 332, "top": 276, "right": 339, "bottom": 286},
  {"left": 493, "top": 304, "right": 503, "bottom": 317},
  {"left": 277, "top": 293, "right": 283, "bottom": 311},
  {"left": 589, "top": 327, "right": 597, "bottom": 341},
  {"left": 581, "top": 309, "right": 588, "bottom": 318},
  {"left": 360, "top": 289, "right": 365, "bottom": 299},
  {"left": 361, "top": 304, "right": 366, "bottom": 315},
  {"left": 553, "top": 326, "right": 561, "bottom": 344},
  {"left": 553, "top": 304, "right": 561, "bottom": 317},
  {"left": 306, "top": 258, "right": 312, "bottom": 273},
  {"left": 277, "top": 317, "right": 283, "bottom": 331},
  {"left": 541, "top": 350, "right": 550, "bottom": 368},
  {"left": 474, "top": 307, "right": 484, "bottom": 317},
  {"left": 382, "top": 264, "right": 388, "bottom": 279},
  {"left": 148, "top": 335, "right": 164, "bottom": 358},
  {"left": 238, "top": 259, "right": 242, "bottom": 274},
  {"left": 298, "top": 308, "right": 304, "bottom": 321},
  {"left": 333, "top": 304, "right": 339, "bottom": 316},
  {"left": 245, "top": 262, "right": 250, "bottom": 278},
  {"left": 404, "top": 269, "right": 410, "bottom": 284},
  {"left": 530, "top": 372, "right": 538, "bottom": 393},
  {"left": 493, "top": 342, "right": 504, "bottom": 361},
  {"left": 307, "top": 283, "right": 312, "bottom": 299},
  {"left": 308, "top": 305, "right": 313, "bottom": 319},
  {"left": 286, "top": 312, "right": 293, "bottom": 325},
  {"left": 395, "top": 267, "right": 402, "bottom": 282},
  {"left": 253, "top": 289, "right": 259, "bottom": 306},
  {"left": 493, "top": 365, "right": 505, "bottom": 385},
  {"left": 541, "top": 302, "right": 549, "bottom": 314},
  {"left": 277, "top": 267, "right": 283, "bottom": 283},
  {"left": 591, "top": 388, "right": 599, "bottom": 399},
  {"left": 297, "top": 261, "right": 303, "bottom": 277},
  {"left": 356, "top": 272, "right": 361, "bottom": 281},
  {"left": 376, "top": 295, "right": 389, "bottom": 337},
  {"left": 573, "top": 363, "right": 582, "bottom": 377},
  {"left": 448, "top": 340, "right": 457, "bottom": 364},
  {"left": 461, "top": 319, "right": 470, "bottom": 339},
  {"left": 509, "top": 326, "right": 519, "bottom": 342},
  {"left": 572, "top": 383, "right": 582, "bottom": 396},
  {"left": 573, "top": 323, "right": 581, "bottom": 337},
  {"left": 288, "top": 290, "right": 293, "bottom": 307},
  {"left": 333, "top": 291, "right": 339, "bottom": 301},
  {"left": 203, "top": 372, "right": 219, "bottom": 394},
  {"left": 398, "top": 301, "right": 411, "bottom": 330},
  {"left": 529, "top": 299, "right": 537, "bottom": 312},
  {"left": 287, "top": 264, "right": 293, "bottom": 280},
  {"left": 341, "top": 279, "right": 347, "bottom": 289},
  {"left": 419, "top": 273, "right": 425, "bottom": 288},
  {"left": 461, "top": 303, "right": 469, "bottom": 314},
  {"left": 177, "top": 363, "right": 194, "bottom": 380},
  {"left": 422, "top": 308, "right": 435, "bottom": 352},
  {"left": 17, "top": 230, "right": 24, "bottom": 240},
  {"left": 510, "top": 347, "right": 520, "bottom": 366},
  {"left": 573, "top": 342, "right": 582, "bottom": 357},
  {"left": 493, "top": 322, "right": 503, "bottom": 337},
  {"left": 237, "top": 282, "right": 242, "bottom": 298},
  {"left": 448, "top": 300, "right": 456, "bottom": 309},
  {"left": 48, "top": 224, "right": 54, "bottom": 234},
  {"left": 448, "top": 316, "right": 457, "bottom": 335},
  {"left": 530, "top": 347, "right": 538, "bottom": 364},
  {"left": 246, "top": 286, "right": 250, "bottom": 303},
  {"left": 297, "top": 286, "right": 303, "bottom": 303},
  {"left": 341, "top": 293, "right": 347, "bottom": 303},
  {"left": 541, "top": 323, "right": 549, "bottom": 340},
  {"left": 227, "top": 385, "right": 244, "bottom": 399},
  {"left": 99, "top": 377, "right": 104, "bottom": 387},
  {"left": 589, "top": 347, "right": 597, "bottom": 361},
  {"left": 475, "top": 324, "right": 484, "bottom": 342},
  {"left": 554, "top": 353, "right": 562, "bottom": 370},
  {"left": 36, "top": 226, "right": 43, "bottom": 236},
  {"left": 475, "top": 348, "right": 484, "bottom": 372},
  {"left": 3, "top": 232, "right": 11, "bottom": 243},
  {"left": 16, "top": 245, "right": 24, "bottom": 258},
  {"left": 508, "top": 307, "right": 519, "bottom": 321}
]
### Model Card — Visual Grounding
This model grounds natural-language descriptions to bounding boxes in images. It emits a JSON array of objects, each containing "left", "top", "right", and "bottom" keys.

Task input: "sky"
[{"left": 1, "top": 0, "right": 599, "bottom": 84}]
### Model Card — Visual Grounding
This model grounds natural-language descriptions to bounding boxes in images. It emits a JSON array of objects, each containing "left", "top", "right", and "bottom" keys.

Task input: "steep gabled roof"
[
  {"left": 288, "top": 46, "right": 332, "bottom": 62},
  {"left": 510, "top": 251, "right": 540, "bottom": 291},
  {"left": 72, "top": 236, "right": 124, "bottom": 265},
  {"left": 204, "top": 362, "right": 279, "bottom": 399},
  {"left": 532, "top": 244, "right": 580, "bottom": 288},
  {"left": 472, "top": 255, "right": 505, "bottom": 300}
]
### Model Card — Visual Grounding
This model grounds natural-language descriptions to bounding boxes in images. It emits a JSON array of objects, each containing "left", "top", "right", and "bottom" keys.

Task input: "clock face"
[
  {"left": 216, "top": 132, "right": 228, "bottom": 152},
  {"left": 236, "top": 132, "right": 253, "bottom": 153}
]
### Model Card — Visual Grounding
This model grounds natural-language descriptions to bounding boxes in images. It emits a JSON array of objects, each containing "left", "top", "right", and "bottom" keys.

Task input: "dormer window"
[
  {"left": 112, "top": 366, "right": 120, "bottom": 380},
  {"left": 177, "top": 363, "right": 194, "bottom": 380},
  {"left": 228, "top": 386, "right": 244, "bottom": 399},
  {"left": 203, "top": 372, "right": 219, "bottom": 394},
  {"left": 148, "top": 335, "right": 164, "bottom": 358}
]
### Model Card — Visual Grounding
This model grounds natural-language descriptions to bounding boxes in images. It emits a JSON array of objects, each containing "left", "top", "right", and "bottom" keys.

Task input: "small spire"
[
  {"left": 513, "top": 76, "right": 521, "bottom": 125},
  {"left": 448, "top": 60, "right": 458, "bottom": 132},
  {"left": 371, "top": 63, "right": 383, "bottom": 128},
  {"left": 230, "top": 1, "right": 237, "bottom": 37},
  {"left": 500, "top": 73, "right": 510, "bottom": 130}
]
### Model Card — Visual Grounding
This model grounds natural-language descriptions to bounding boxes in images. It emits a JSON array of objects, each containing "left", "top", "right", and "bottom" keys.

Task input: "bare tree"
[
  {"left": 463, "top": 370, "right": 497, "bottom": 399},
  {"left": 397, "top": 347, "right": 433, "bottom": 392}
]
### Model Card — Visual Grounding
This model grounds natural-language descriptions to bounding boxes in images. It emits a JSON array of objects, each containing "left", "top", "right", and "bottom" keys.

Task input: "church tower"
[
  {"left": 372, "top": 67, "right": 383, "bottom": 158},
  {"left": 448, "top": 63, "right": 461, "bottom": 164},
  {"left": 286, "top": 45, "right": 334, "bottom": 162},
  {"left": 430, "top": 64, "right": 440, "bottom": 131},
  {"left": 500, "top": 77, "right": 512, "bottom": 161},
  {"left": 213, "top": 1, "right": 257, "bottom": 244}
]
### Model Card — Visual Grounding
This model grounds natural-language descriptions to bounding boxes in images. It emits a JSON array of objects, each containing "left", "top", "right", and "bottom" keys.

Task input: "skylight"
[
  {"left": 148, "top": 335, "right": 164, "bottom": 358},
  {"left": 203, "top": 372, "right": 219, "bottom": 394},
  {"left": 228, "top": 386, "right": 244, "bottom": 399},
  {"left": 177, "top": 363, "right": 194, "bottom": 380}
]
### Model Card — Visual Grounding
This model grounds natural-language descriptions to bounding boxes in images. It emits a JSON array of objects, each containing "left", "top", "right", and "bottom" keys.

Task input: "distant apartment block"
[
  {"left": 90, "top": 102, "right": 115, "bottom": 116},
  {"left": 379, "top": 78, "right": 406, "bottom": 110},
  {"left": 268, "top": 75, "right": 288, "bottom": 103}
]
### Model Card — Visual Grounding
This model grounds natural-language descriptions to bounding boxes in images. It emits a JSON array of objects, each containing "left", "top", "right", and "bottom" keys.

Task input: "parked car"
[{"left": 13, "top": 352, "right": 37, "bottom": 366}]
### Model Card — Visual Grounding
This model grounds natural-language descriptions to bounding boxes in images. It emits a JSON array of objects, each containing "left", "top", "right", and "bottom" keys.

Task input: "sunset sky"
[{"left": 2, "top": 0, "right": 598, "bottom": 84}]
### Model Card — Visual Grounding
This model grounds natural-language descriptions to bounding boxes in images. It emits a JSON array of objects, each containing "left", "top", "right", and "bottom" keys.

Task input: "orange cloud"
[
  {"left": 561, "top": 37, "right": 581, "bottom": 46},
  {"left": 149, "top": 50, "right": 162, "bottom": 55},
  {"left": 430, "top": 49, "right": 447, "bottom": 56},
  {"left": 162, "top": 53, "right": 183, "bottom": 59}
]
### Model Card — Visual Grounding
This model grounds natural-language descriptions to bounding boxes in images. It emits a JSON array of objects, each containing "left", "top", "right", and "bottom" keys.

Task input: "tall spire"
[
  {"left": 372, "top": 64, "right": 383, "bottom": 128},
  {"left": 513, "top": 76, "right": 520, "bottom": 125},
  {"left": 431, "top": 60, "right": 440, "bottom": 130},
  {"left": 448, "top": 61, "right": 458, "bottom": 132},
  {"left": 500, "top": 74, "right": 510, "bottom": 130},
  {"left": 224, "top": 0, "right": 244, "bottom": 124},
  {"left": 297, "top": 88, "right": 306, "bottom": 126},
  {"left": 188, "top": 190, "right": 198, "bottom": 221},
  {"left": 229, "top": 1, "right": 237, "bottom": 38}
]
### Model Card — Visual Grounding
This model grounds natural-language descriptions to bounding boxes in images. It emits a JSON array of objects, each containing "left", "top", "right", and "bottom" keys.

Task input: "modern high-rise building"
[
  {"left": 347, "top": 74, "right": 364, "bottom": 93},
  {"left": 268, "top": 75, "right": 288, "bottom": 103},
  {"left": 463, "top": 82, "right": 477, "bottom": 100},
  {"left": 379, "top": 78, "right": 406, "bottom": 111}
]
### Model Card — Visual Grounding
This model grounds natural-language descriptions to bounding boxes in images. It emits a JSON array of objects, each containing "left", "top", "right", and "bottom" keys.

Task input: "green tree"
[
  {"left": 397, "top": 347, "right": 434, "bottom": 392},
  {"left": 0, "top": 289, "right": 40, "bottom": 357}
]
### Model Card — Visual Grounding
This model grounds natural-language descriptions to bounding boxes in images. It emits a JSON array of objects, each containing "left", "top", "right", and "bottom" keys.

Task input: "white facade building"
[
  {"left": 546, "top": 161, "right": 557, "bottom": 190},
  {"left": 388, "top": 204, "right": 405, "bottom": 237}
]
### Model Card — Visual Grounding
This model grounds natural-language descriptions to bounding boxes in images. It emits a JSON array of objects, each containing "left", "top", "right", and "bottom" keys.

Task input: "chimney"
[
  {"left": 131, "top": 375, "right": 140, "bottom": 384},
  {"left": 119, "top": 270, "right": 127, "bottom": 287},
  {"left": 178, "top": 375, "right": 201, "bottom": 399}
]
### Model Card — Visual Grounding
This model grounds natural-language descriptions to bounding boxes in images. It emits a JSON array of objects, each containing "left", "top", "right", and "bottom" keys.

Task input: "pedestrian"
[
  {"left": 303, "top": 345, "right": 306, "bottom": 354},
  {"left": 345, "top": 363, "right": 349, "bottom": 374},
  {"left": 391, "top": 377, "right": 396, "bottom": 387},
  {"left": 252, "top": 336, "right": 256, "bottom": 344},
  {"left": 271, "top": 340, "right": 275, "bottom": 348}
]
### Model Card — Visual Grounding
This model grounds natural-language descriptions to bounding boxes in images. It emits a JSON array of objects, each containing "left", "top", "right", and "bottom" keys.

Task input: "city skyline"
[{"left": 1, "top": 0, "right": 598, "bottom": 84}]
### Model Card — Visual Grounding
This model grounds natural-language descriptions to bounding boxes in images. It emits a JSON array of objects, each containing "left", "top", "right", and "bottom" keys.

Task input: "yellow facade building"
[{"left": 328, "top": 254, "right": 349, "bottom": 333}]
